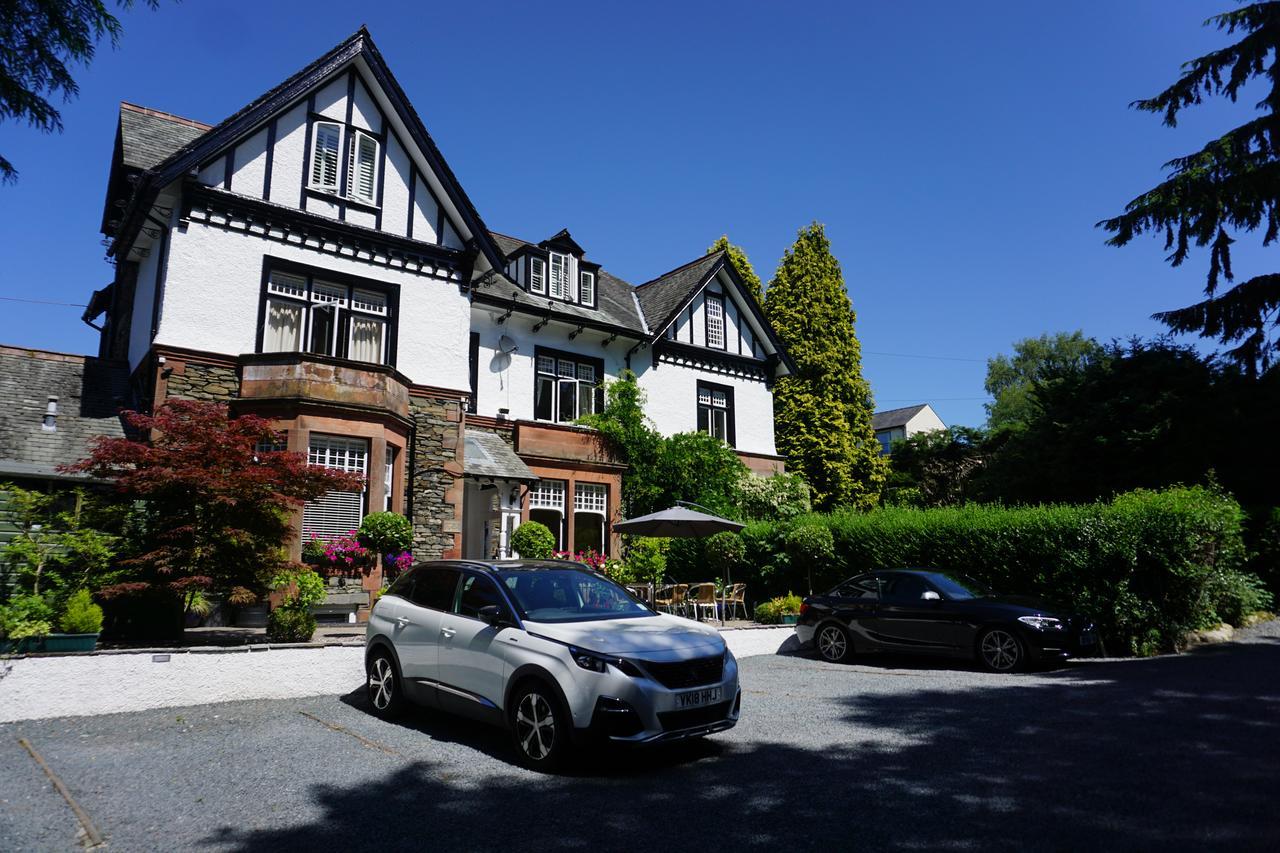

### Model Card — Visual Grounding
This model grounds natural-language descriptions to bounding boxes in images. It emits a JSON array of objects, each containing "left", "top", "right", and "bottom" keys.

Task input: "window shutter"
[
  {"left": 530, "top": 257, "right": 546, "bottom": 293},
  {"left": 311, "top": 123, "right": 341, "bottom": 190},
  {"left": 580, "top": 271, "right": 595, "bottom": 305},
  {"left": 348, "top": 131, "right": 377, "bottom": 204}
]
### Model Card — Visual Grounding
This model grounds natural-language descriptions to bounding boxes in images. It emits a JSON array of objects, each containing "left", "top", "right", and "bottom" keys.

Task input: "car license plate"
[
  {"left": 1079, "top": 631, "right": 1097, "bottom": 646},
  {"left": 677, "top": 687, "right": 721, "bottom": 708}
]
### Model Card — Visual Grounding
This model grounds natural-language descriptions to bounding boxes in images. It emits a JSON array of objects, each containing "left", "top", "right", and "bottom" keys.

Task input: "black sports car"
[{"left": 794, "top": 569, "right": 1097, "bottom": 672}]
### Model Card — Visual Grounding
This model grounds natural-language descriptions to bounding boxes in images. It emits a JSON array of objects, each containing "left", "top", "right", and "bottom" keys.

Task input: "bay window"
[
  {"left": 573, "top": 482, "right": 608, "bottom": 555},
  {"left": 534, "top": 350, "right": 603, "bottom": 424},
  {"left": 302, "top": 435, "right": 368, "bottom": 541},
  {"left": 260, "top": 267, "right": 394, "bottom": 366},
  {"left": 528, "top": 479, "right": 566, "bottom": 551}
]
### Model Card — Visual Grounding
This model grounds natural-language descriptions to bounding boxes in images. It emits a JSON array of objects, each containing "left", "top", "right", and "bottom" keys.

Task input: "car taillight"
[{"left": 799, "top": 601, "right": 810, "bottom": 617}]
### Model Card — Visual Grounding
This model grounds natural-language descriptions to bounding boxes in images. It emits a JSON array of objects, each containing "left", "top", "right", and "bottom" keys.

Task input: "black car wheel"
[
  {"left": 816, "top": 623, "right": 854, "bottom": 664},
  {"left": 366, "top": 650, "right": 405, "bottom": 717},
  {"left": 510, "top": 681, "right": 570, "bottom": 771},
  {"left": 977, "top": 627, "right": 1024, "bottom": 673}
]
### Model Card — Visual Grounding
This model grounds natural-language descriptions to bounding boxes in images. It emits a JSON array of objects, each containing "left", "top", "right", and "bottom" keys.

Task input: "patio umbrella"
[{"left": 613, "top": 504, "right": 744, "bottom": 624}]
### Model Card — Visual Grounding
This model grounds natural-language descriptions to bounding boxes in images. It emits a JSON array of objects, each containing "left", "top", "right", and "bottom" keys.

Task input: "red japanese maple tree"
[{"left": 64, "top": 400, "right": 364, "bottom": 598}]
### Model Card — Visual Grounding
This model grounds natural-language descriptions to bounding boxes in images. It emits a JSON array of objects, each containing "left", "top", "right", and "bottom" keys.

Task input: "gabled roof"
[
  {"left": 118, "top": 103, "right": 210, "bottom": 169},
  {"left": 872, "top": 405, "right": 929, "bottom": 431},
  {"left": 538, "top": 228, "right": 586, "bottom": 257},
  {"left": 110, "top": 27, "right": 506, "bottom": 272},
  {"left": 633, "top": 252, "right": 725, "bottom": 336}
]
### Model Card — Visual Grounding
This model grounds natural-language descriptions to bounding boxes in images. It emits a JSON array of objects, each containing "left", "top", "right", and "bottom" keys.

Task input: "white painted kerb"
[{"left": 0, "top": 627, "right": 794, "bottom": 722}]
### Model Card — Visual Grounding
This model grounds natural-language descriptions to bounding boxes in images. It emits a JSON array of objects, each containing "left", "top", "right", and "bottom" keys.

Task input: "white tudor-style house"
[{"left": 12, "top": 28, "right": 796, "bottom": 619}]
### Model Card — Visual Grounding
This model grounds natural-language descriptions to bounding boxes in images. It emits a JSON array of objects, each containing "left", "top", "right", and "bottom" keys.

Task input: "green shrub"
[
  {"left": 512, "top": 521, "right": 556, "bottom": 559},
  {"left": 0, "top": 593, "right": 54, "bottom": 641},
  {"left": 754, "top": 593, "right": 803, "bottom": 624},
  {"left": 737, "top": 472, "right": 811, "bottom": 521},
  {"left": 357, "top": 512, "right": 413, "bottom": 555},
  {"left": 59, "top": 590, "right": 104, "bottom": 634},
  {"left": 266, "top": 606, "right": 316, "bottom": 643},
  {"left": 731, "top": 486, "right": 1258, "bottom": 655},
  {"left": 704, "top": 531, "right": 746, "bottom": 581},
  {"left": 622, "top": 537, "right": 668, "bottom": 586},
  {"left": 1202, "top": 568, "right": 1274, "bottom": 628}
]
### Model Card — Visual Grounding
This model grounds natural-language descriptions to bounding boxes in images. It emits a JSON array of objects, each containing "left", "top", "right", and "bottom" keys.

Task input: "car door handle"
[
  {"left": 395, "top": 616, "right": 410, "bottom": 628},
  {"left": 440, "top": 627, "right": 456, "bottom": 638}
]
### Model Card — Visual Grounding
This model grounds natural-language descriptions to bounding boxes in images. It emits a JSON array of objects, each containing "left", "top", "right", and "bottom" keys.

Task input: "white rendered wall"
[
  {"left": 470, "top": 313, "right": 628, "bottom": 420},
  {"left": 127, "top": 237, "right": 163, "bottom": 370},
  {"left": 636, "top": 359, "right": 777, "bottom": 456},
  {"left": 155, "top": 222, "right": 471, "bottom": 391},
  {"left": 904, "top": 405, "right": 947, "bottom": 436}
]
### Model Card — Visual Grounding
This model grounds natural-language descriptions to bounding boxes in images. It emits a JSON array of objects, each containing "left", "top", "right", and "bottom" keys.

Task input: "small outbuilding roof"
[
  {"left": 463, "top": 430, "right": 537, "bottom": 482},
  {"left": 872, "top": 404, "right": 930, "bottom": 431}
]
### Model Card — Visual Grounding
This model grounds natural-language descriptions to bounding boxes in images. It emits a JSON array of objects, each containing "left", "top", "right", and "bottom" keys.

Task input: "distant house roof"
[
  {"left": 0, "top": 347, "right": 131, "bottom": 482},
  {"left": 872, "top": 404, "right": 929, "bottom": 431}
]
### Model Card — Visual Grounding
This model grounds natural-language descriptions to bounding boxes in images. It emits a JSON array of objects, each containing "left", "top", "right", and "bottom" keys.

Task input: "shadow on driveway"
[{"left": 214, "top": 637, "right": 1280, "bottom": 852}]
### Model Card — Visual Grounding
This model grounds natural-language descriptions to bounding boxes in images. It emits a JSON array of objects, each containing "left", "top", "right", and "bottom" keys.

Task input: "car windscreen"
[
  {"left": 499, "top": 568, "right": 652, "bottom": 623},
  {"left": 922, "top": 572, "right": 989, "bottom": 600}
]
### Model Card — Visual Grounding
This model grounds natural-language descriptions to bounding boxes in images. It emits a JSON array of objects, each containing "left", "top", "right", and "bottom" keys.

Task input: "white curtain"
[
  {"left": 348, "top": 316, "right": 384, "bottom": 364},
  {"left": 264, "top": 300, "right": 302, "bottom": 352}
]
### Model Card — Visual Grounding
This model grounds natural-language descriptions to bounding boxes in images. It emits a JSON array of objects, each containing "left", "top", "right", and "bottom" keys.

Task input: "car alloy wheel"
[
  {"left": 979, "top": 629, "right": 1022, "bottom": 672},
  {"left": 366, "top": 652, "right": 403, "bottom": 717},
  {"left": 817, "top": 623, "right": 852, "bottom": 663},
  {"left": 515, "top": 690, "right": 557, "bottom": 762}
]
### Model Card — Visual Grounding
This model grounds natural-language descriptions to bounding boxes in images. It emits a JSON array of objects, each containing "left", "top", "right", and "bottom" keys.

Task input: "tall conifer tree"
[
  {"left": 707, "top": 235, "right": 763, "bottom": 303},
  {"left": 765, "top": 223, "right": 886, "bottom": 510},
  {"left": 1100, "top": 2, "right": 1280, "bottom": 375}
]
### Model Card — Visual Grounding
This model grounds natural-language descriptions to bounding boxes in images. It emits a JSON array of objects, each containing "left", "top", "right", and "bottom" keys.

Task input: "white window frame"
[
  {"left": 347, "top": 129, "right": 380, "bottom": 206},
  {"left": 262, "top": 270, "right": 392, "bottom": 366},
  {"left": 309, "top": 121, "right": 343, "bottom": 192},
  {"left": 529, "top": 256, "right": 546, "bottom": 294},
  {"left": 579, "top": 270, "right": 596, "bottom": 306},
  {"left": 534, "top": 353, "right": 601, "bottom": 424},
  {"left": 528, "top": 478, "right": 566, "bottom": 551},
  {"left": 302, "top": 435, "right": 368, "bottom": 541},
  {"left": 705, "top": 294, "right": 726, "bottom": 350},
  {"left": 549, "top": 252, "right": 570, "bottom": 301},
  {"left": 572, "top": 482, "right": 608, "bottom": 555}
]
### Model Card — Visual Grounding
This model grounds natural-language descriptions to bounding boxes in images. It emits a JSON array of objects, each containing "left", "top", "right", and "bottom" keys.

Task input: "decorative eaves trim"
[{"left": 183, "top": 183, "right": 468, "bottom": 283}]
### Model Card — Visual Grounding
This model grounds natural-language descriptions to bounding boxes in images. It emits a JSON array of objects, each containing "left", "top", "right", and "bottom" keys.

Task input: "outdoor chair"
[
  {"left": 671, "top": 584, "right": 690, "bottom": 618},
  {"left": 689, "top": 583, "right": 718, "bottom": 621},
  {"left": 718, "top": 583, "right": 748, "bottom": 621},
  {"left": 653, "top": 585, "right": 674, "bottom": 613}
]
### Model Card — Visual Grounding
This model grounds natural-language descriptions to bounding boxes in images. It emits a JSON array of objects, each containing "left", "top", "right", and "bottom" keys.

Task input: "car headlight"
[
  {"left": 568, "top": 646, "right": 643, "bottom": 677},
  {"left": 1017, "top": 616, "right": 1065, "bottom": 631}
]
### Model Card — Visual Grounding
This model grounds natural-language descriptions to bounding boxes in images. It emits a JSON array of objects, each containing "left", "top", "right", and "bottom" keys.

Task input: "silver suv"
[{"left": 365, "top": 560, "right": 741, "bottom": 769}]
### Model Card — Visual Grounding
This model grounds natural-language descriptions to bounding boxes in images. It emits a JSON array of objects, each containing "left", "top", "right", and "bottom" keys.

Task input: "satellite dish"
[{"left": 497, "top": 335, "right": 519, "bottom": 355}]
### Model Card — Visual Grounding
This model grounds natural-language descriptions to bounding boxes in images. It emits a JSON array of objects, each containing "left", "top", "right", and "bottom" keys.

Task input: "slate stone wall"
[
  {"left": 164, "top": 362, "right": 239, "bottom": 402},
  {"left": 409, "top": 393, "right": 464, "bottom": 560}
]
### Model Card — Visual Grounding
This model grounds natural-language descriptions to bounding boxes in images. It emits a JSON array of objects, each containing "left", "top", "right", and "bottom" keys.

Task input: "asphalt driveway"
[{"left": 2, "top": 622, "right": 1278, "bottom": 852}]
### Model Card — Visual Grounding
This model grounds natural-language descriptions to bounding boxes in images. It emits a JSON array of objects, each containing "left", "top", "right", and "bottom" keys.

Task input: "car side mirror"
[
  {"left": 921, "top": 590, "right": 942, "bottom": 602},
  {"left": 477, "top": 605, "right": 509, "bottom": 627}
]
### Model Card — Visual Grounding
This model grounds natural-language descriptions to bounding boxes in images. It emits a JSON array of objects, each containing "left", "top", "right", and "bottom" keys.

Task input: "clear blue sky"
[{"left": 0, "top": 0, "right": 1268, "bottom": 428}]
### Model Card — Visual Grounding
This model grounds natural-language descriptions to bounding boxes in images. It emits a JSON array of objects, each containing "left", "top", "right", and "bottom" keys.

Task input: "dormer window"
[
  {"left": 549, "top": 252, "right": 570, "bottom": 300},
  {"left": 310, "top": 122, "right": 342, "bottom": 191},
  {"left": 579, "top": 270, "right": 595, "bottom": 306},
  {"left": 529, "top": 257, "right": 546, "bottom": 294}
]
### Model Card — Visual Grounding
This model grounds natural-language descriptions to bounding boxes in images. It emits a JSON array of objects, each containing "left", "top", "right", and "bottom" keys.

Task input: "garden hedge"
[{"left": 670, "top": 486, "right": 1268, "bottom": 656}]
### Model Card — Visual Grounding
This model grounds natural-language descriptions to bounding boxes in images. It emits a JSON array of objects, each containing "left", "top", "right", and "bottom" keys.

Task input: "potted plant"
[
  {"left": 229, "top": 585, "right": 268, "bottom": 628},
  {"left": 754, "top": 593, "right": 804, "bottom": 625},
  {"left": 43, "top": 589, "right": 103, "bottom": 652},
  {"left": 0, "top": 593, "right": 54, "bottom": 653},
  {"left": 266, "top": 568, "right": 326, "bottom": 643}
]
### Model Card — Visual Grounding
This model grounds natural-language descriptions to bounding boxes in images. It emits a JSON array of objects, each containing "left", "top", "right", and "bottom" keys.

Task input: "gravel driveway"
[{"left": 2, "top": 621, "right": 1278, "bottom": 852}]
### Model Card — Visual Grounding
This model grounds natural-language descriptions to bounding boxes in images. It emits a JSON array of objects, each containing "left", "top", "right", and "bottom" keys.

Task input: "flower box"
[
  {"left": 780, "top": 614, "right": 799, "bottom": 625},
  {"left": 41, "top": 633, "right": 100, "bottom": 653}
]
